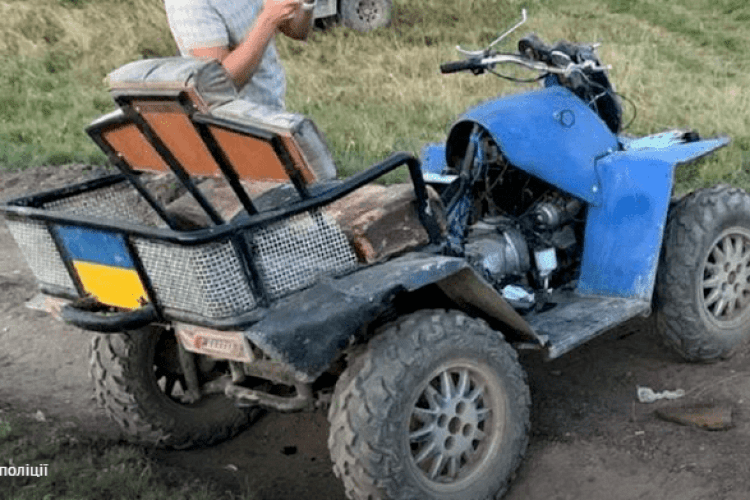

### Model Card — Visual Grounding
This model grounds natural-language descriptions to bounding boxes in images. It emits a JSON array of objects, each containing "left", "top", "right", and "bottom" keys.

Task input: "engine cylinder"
[{"left": 465, "top": 228, "right": 530, "bottom": 280}]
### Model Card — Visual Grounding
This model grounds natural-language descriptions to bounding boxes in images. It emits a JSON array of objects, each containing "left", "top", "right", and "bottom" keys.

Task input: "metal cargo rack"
[{"left": 1, "top": 65, "right": 441, "bottom": 331}]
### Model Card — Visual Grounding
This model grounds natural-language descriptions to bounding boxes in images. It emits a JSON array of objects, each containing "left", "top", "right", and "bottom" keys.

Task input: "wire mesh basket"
[{"left": 1, "top": 174, "right": 364, "bottom": 323}]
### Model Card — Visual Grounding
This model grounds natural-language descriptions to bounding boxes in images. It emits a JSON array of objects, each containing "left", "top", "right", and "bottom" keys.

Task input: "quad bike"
[{"left": 3, "top": 9, "right": 750, "bottom": 500}]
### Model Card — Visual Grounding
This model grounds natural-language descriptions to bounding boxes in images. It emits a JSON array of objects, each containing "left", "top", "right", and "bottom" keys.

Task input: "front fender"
[
  {"left": 244, "top": 253, "right": 540, "bottom": 382},
  {"left": 578, "top": 137, "right": 730, "bottom": 299},
  {"left": 446, "top": 86, "right": 619, "bottom": 205}
]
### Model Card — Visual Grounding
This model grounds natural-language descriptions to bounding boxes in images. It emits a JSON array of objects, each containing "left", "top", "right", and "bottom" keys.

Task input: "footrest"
[{"left": 525, "top": 295, "right": 650, "bottom": 360}]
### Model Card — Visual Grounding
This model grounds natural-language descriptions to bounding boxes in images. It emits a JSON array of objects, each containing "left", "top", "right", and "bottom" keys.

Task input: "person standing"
[{"left": 165, "top": 0, "right": 316, "bottom": 109}]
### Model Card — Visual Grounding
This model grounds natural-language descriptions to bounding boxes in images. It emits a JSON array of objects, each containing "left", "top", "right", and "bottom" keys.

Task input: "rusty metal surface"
[
  {"left": 200, "top": 375, "right": 313, "bottom": 411},
  {"left": 176, "top": 343, "right": 202, "bottom": 403},
  {"left": 225, "top": 382, "right": 313, "bottom": 412}
]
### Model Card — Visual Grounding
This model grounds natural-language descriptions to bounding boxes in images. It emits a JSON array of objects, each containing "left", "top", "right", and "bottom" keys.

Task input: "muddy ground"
[{"left": 1, "top": 165, "right": 750, "bottom": 499}]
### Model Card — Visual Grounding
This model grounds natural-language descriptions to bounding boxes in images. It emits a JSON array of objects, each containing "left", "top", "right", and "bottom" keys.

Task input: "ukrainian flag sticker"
[{"left": 56, "top": 226, "right": 148, "bottom": 310}]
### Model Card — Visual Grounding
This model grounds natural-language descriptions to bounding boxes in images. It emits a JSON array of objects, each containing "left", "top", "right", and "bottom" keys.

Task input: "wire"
[
  {"left": 487, "top": 67, "right": 547, "bottom": 84},
  {"left": 617, "top": 92, "right": 638, "bottom": 130},
  {"left": 482, "top": 55, "right": 637, "bottom": 131}
]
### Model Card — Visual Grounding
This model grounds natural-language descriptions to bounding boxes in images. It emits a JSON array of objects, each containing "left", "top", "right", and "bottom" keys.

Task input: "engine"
[{"left": 458, "top": 135, "right": 585, "bottom": 298}]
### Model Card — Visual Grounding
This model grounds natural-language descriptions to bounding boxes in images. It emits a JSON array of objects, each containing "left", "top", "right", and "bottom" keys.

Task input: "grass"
[
  {"left": 0, "top": 0, "right": 748, "bottom": 190},
  {"left": 0, "top": 406, "right": 253, "bottom": 500}
]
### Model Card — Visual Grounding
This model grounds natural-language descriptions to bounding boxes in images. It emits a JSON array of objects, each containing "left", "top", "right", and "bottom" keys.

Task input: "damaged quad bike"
[{"left": 3, "top": 10, "right": 750, "bottom": 500}]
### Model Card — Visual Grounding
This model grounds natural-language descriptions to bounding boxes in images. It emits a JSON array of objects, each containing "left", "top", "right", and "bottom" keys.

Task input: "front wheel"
[
  {"left": 655, "top": 184, "right": 750, "bottom": 361},
  {"left": 328, "top": 310, "right": 530, "bottom": 500}
]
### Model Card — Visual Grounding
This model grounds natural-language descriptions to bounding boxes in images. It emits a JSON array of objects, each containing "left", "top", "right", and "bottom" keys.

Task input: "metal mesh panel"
[
  {"left": 250, "top": 210, "right": 357, "bottom": 299},
  {"left": 134, "top": 238, "right": 256, "bottom": 318},
  {"left": 4, "top": 218, "right": 76, "bottom": 291},
  {"left": 43, "top": 184, "right": 159, "bottom": 225}
]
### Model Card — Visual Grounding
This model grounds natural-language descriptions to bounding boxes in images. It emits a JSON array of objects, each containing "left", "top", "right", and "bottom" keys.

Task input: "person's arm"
[{"left": 189, "top": 0, "right": 301, "bottom": 87}]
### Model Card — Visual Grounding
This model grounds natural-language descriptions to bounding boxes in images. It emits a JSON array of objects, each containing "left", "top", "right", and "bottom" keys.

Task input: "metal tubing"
[
  {"left": 115, "top": 169, "right": 182, "bottom": 230},
  {"left": 224, "top": 383, "right": 313, "bottom": 412},
  {"left": 194, "top": 121, "right": 259, "bottom": 216},
  {"left": 270, "top": 135, "right": 311, "bottom": 199},
  {"left": 61, "top": 303, "right": 159, "bottom": 333},
  {"left": 7, "top": 173, "right": 126, "bottom": 208},
  {"left": 231, "top": 232, "right": 269, "bottom": 306},
  {"left": 2, "top": 152, "right": 425, "bottom": 246},
  {"left": 404, "top": 155, "right": 444, "bottom": 244},
  {"left": 46, "top": 224, "right": 86, "bottom": 297},
  {"left": 176, "top": 343, "right": 203, "bottom": 403},
  {"left": 123, "top": 237, "right": 165, "bottom": 320},
  {"left": 123, "top": 105, "right": 225, "bottom": 226},
  {"left": 2, "top": 152, "right": 443, "bottom": 331},
  {"left": 85, "top": 114, "right": 181, "bottom": 230},
  {"left": 229, "top": 361, "right": 246, "bottom": 384}
]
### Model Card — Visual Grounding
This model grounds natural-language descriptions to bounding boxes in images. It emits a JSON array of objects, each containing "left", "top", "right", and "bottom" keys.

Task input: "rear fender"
[{"left": 243, "top": 253, "right": 540, "bottom": 382}]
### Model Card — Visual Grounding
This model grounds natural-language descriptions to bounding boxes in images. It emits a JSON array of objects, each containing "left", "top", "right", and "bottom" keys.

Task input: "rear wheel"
[
  {"left": 89, "top": 326, "right": 257, "bottom": 449},
  {"left": 328, "top": 310, "right": 529, "bottom": 500},
  {"left": 655, "top": 184, "right": 750, "bottom": 361},
  {"left": 339, "top": 0, "right": 392, "bottom": 32}
]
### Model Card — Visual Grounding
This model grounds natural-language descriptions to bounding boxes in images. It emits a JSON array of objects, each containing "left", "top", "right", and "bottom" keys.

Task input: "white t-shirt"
[{"left": 165, "top": 0, "right": 287, "bottom": 109}]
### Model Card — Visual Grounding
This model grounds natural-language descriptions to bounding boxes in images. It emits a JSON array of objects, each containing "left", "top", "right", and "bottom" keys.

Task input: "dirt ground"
[{"left": 2, "top": 165, "right": 750, "bottom": 500}]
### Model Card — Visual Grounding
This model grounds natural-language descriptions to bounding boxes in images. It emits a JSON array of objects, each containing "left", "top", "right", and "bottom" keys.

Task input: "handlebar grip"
[{"left": 440, "top": 58, "right": 483, "bottom": 74}]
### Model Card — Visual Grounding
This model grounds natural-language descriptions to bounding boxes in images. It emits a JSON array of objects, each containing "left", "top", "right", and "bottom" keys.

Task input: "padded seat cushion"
[
  {"left": 104, "top": 57, "right": 337, "bottom": 183},
  {"left": 106, "top": 57, "right": 237, "bottom": 110}
]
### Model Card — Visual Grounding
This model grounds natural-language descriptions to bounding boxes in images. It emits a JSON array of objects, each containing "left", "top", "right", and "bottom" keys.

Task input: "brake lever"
[{"left": 456, "top": 9, "right": 528, "bottom": 57}]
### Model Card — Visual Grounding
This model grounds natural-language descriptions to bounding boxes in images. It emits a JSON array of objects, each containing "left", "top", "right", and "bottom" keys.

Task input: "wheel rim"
[
  {"left": 355, "top": 0, "right": 382, "bottom": 24},
  {"left": 406, "top": 360, "right": 506, "bottom": 491},
  {"left": 701, "top": 227, "right": 750, "bottom": 327}
]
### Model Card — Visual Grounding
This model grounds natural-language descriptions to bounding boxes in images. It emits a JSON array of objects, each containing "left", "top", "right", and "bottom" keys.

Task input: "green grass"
[
  {"left": 0, "top": 406, "right": 253, "bottom": 500},
  {"left": 0, "top": 0, "right": 748, "bottom": 190}
]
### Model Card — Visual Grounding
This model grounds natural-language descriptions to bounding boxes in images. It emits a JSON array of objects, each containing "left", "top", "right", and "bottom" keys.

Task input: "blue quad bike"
[{"left": 3, "top": 10, "right": 750, "bottom": 500}]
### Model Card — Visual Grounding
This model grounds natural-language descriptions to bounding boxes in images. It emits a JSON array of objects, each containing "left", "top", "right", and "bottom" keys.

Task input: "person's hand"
[{"left": 261, "top": 0, "right": 301, "bottom": 27}]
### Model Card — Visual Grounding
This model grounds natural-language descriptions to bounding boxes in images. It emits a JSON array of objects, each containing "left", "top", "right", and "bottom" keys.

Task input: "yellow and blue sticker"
[{"left": 56, "top": 226, "right": 148, "bottom": 310}]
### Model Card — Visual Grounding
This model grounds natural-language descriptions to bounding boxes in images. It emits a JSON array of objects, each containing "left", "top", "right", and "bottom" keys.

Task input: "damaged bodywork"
[{"left": 243, "top": 253, "right": 542, "bottom": 382}]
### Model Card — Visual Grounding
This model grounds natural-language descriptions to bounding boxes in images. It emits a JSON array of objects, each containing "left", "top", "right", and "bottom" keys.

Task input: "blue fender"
[
  {"left": 446, "top": 86, "right": 620, "bottom": 205},
  {"left": 578, "top": 137, "right": 730, "bottom": 299},
  {"left": 423, "top": 85, "right": 729, "bottom": 301}
]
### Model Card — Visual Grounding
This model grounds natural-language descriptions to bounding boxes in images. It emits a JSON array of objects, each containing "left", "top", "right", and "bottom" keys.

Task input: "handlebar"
[
  {"left": 443, "top": 11, "right": 624, "bottom": 134},
  {"left": 440, "top": 53, "right": 610, "bottom": 76},
  {"left": 439, "top": 58, "right": 485, "bottom": 74}
]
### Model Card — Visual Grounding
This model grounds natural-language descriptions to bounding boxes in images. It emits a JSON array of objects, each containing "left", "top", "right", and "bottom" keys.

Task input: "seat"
[
  {"left": 87, "top": 57, "right": 444, "bottom": 262},
  {"left": 87, "top": 58, "right": 337, "bottom": 221}
]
